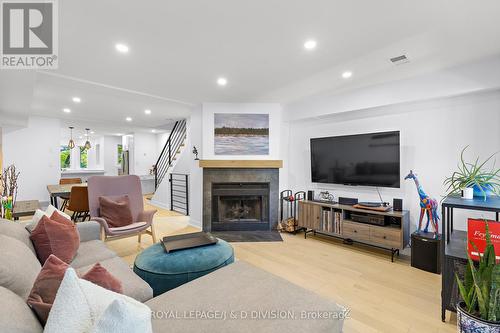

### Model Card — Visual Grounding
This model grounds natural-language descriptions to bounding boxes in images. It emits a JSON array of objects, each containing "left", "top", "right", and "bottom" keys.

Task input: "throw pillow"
[
  {"left": 30, "top": 215, "right": 80, "bottom": 264},
  {"left": 0, "top": 286, "right": 43, "bottom": 333},
  {"left": 27, "top": 255, "right": 69, "bottom": 325},
  {"left": 98, "top": 195, "right": 133, "bottom": 227},
  {"left": 28, "top": 205, "right": 71, "bottom": 232},
  {"left": 81, "top": 263, "right": 123, "bottom": 294},
  {"left": 44, "top": 268, "right": 151, "bottom": 333},
  {"left": 0, "top": 235, "right": 41, "bottom": 300},
  {"left": 0, "top": 219, "right": 36, "bottom": 254},
  {"left": 28, "top": 255, "right": 124, "bottom": 325}
]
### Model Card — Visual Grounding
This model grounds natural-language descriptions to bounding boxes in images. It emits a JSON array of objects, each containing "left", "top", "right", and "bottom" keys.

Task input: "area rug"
[{"left": 211, "top": 231, "right": 283, "bottom": 243}]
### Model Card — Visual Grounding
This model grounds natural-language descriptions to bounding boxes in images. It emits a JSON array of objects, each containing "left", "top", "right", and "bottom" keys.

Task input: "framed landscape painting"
[{"left": 214, "top": 113, "right": 269, "bottom": 155}]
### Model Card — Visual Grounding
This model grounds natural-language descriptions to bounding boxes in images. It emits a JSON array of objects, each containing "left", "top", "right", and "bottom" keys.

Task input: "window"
[
  {"left": 117, "top": 144, "right": 123, "bottom": 165},
  {"left": 60, "top": 146, "right": 71, "bottom": 169},
  {"left": 80, "top": 147, "right": 88, "bottom": 168}
]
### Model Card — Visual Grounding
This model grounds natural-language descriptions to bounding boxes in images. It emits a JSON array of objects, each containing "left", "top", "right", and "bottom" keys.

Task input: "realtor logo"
[{"left": 1, "top": 0, "right": 58, "bottom": 69}]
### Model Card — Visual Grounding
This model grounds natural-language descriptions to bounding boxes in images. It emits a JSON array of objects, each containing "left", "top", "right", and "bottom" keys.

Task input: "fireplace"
[
  {"left": 211, "top": 183, "right": 269, "bottom": 231},
  {"left": 202, "top": 167, "right": 279, "bottom": 232}
]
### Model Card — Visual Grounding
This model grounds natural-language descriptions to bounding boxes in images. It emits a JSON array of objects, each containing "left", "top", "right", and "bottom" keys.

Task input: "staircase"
[{"left": 154, "top": 119, "right": 187, "bottom": 190}]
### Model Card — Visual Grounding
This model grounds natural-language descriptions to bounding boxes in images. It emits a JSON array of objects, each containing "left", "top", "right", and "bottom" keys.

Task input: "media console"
[{"left": 298, "top": 200, "right": 410, "bottom": 261}]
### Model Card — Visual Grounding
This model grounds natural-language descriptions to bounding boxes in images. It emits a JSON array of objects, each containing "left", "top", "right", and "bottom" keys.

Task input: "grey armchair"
[{"left": 87, "top": 175, "right": 157, "bottom": 243}]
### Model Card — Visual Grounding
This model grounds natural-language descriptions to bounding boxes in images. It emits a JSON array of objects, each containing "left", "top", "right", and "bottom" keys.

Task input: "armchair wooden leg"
[
  {"left": 138, "top": 233, "right": 142, "bottom": 244},
  {"left": 100, "top": 227, "right": 105, "bottom": 241},
  {"left": 150, "top": 224, "right": 157, "bottom": 243}
]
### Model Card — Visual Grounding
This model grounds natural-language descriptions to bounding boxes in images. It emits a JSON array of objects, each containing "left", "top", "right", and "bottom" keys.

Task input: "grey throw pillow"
[
  {"left": 0, "top": 235, "right": 41, "bottom": 300},
  {"left": 0, "top": 219, "right": 36, "bottom": 254},
  {"left": 0, "top": 286, "right": 43, "bottom": 333}
]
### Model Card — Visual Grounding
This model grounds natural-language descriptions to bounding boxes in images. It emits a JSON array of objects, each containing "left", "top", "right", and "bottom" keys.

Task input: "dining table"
[{"left": 46, "top": 183, "right": 87, "bottom": 210}]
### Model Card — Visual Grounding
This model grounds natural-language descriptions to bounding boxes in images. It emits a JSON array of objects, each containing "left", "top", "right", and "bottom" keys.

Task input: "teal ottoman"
[{"left": 133, "top": 239, "right": 234, "bottom": 296}]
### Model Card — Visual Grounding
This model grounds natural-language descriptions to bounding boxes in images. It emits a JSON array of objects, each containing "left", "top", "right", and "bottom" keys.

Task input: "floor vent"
[{"left": 390, "top": 55, "right": 409, "bottom": 65}]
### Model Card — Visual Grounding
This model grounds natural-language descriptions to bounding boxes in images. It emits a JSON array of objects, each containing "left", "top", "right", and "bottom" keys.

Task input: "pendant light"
[
  {"left": 84, "top": 128, "right": 92, "bottom": 150},
  {"left": 68, "top": 126, "right": 75, "bottom": 149}
]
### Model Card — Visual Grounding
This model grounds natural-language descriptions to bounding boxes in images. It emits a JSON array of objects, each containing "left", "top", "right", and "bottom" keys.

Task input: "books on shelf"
[{"left": 321, "top": 209, "right": 342, "bottom": 235}]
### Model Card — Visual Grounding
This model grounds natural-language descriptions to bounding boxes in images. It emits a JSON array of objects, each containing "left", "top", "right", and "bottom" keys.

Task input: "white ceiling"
[{"left": 1, "top": 0, "right": 500, "bottom": 128}]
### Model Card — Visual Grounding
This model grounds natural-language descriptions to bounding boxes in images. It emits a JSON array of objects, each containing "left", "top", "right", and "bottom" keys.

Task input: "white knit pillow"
[
  {"left": 31, "top": 205, "right": 71, "bottom": 226},
  {"left": 44, "top": 268, "right": 152, "bottom": 333}
]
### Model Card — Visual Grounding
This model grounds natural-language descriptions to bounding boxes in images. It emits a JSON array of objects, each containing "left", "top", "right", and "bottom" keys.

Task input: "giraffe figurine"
[{"left": 404, "top": 170, "right": 439, "bottom": 237}]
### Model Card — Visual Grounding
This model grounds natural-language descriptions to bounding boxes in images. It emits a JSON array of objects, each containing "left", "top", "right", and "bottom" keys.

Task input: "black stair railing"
[
  {"left": 154, "top": 119, "right": 187, "bottom": 190},
  {"left": 170, "top": 173, "right": 189, "bottom": 215}
]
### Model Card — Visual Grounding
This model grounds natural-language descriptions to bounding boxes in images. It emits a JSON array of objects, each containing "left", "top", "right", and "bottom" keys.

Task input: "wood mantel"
[{"left": 198, "top": 160, "right": 283, "bottom": 168}]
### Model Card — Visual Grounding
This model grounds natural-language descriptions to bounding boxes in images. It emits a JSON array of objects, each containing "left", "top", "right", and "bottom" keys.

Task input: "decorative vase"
[
  {"left": 462, "top": 188, "right": 474, "bottom": 200},
  {"left": 457, "top": 302, "right": 500, "bottom": 333},
  {"left": 473, "top": 184, "right": 494, "bottom": 198}
]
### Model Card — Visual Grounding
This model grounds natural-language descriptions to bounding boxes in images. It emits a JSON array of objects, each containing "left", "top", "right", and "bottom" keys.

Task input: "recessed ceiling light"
[
  {"left": 342, "top": 71, "right": 353, "bottom": 79},
  {"left": 151, "top": 129, "right": 156, "bottom": 133},
  {"left": 144, "top": 109, "right": 152, "bottom": 115},
  {"left": 63, "top": 108, "right": 71, "bottom": 113},
  {"left": 115, "top": 43, "right": 129, "bottom": 53},
  {"left": 217, "top": 77, "right": 228, "bottom": 86},
  {"left": 116, "top": 133, "right": 123, "bottom": 136},
  {"left": 72, "top": 97, "right": 81, "bottom": 103},
  {"left": 125, "top": 117, "right": 132, "bottom": 122},
  {"left": 90, "top": 131, "right": 95, "bottom": 134},
  {"left": 304, "top": 40, "right": 317, "bottom": 50}
]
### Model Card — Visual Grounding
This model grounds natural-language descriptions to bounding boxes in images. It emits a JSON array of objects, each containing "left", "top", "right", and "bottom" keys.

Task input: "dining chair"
[
  {"left": 59, "top": 178, "right": 82, "bottom": 211},
  {"left": 66, "top": 186, "right": 90, "bottom": 222},
  {"left": 87, "top": 175, "right": 157, "bottom": 243}
]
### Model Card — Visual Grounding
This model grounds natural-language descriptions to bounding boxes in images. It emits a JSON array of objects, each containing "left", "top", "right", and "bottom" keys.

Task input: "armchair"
[{"left": 87, "top": 175, "right": 157, "bottom": 243}]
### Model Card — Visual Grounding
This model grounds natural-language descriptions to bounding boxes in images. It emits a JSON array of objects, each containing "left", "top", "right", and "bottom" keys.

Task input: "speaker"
[
  {"left": 393, "top": 198, "right": 403, "bottom": 211},
  {"left": 307, "top": 190, "right": 314, "bottom": 201},
  {"left": 338, "top": 197, "right": 358, "bottom": 206},
  {"left": 411, "top": 232, "right": 441, "bottom": 274}
]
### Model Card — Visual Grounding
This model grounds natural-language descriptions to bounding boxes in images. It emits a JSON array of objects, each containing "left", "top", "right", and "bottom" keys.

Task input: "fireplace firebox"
[{"left": 211, "top": 183, "right": 270, "bottom": 231}]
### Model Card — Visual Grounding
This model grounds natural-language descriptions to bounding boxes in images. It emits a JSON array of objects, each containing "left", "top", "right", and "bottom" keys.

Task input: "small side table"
[{"left": 12, "top": 200, "right": 40, "bottom": 221}]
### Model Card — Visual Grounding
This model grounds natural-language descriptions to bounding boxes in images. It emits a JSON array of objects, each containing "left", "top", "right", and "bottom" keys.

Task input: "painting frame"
[{"left": 214, "top": 113, "right": 269, "bottom": 155}]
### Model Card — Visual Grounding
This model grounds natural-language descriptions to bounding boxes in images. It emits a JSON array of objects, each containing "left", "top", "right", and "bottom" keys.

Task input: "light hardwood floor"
[{"left": 106, "top": 200, "right": 457, "bottom": 333}]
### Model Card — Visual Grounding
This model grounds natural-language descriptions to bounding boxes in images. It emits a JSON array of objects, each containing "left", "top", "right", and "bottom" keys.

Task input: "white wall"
[
  {"left": 156, "top": 131, "right": 171, "bottom": 157},
  {"left": 133, "top": 133, "right": 157, "bottom": 176},
  {"left": 201, "top": 103, "right": 282, "bottom": 160},
  {"left": 185, "top": 107, "right": 203, "bottom": 227},
  {"left": 2, "top": 116, "right": 61, "bottom": 202},
  {"left": 285, "top": 89, "right": 500, "bottom": 231},
  {"left": 103, "top": 135, "right": 121, "bottom": 176}
]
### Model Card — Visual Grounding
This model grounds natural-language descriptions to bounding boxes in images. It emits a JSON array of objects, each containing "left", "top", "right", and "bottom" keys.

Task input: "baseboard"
[
  {"left": 187, "top": 219, "right": 202, "bottom": 230},
  {"left": 148, "top": 199, "right": 170, "bottom": 211}
]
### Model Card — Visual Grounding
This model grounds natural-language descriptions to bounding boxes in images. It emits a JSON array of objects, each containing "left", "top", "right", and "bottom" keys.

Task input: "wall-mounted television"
[{"left": 310, "top": 131, "right": 400, "bottom": 188}]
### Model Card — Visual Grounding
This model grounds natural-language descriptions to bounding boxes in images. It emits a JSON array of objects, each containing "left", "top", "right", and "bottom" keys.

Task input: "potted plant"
[
  {"left": 0, "top": 165, "right": 20, "bottom": 220},
  {"left": 444, "top": 146, "right": 500, "bottom": 201},
  {"left": 456, "top": 222, "right": 500, "bottom": 332}
]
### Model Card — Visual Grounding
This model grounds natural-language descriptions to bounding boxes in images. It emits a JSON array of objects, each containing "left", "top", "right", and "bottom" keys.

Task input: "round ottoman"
[{"left": 133, "top": 239, "right": 234, "bottom": 296}]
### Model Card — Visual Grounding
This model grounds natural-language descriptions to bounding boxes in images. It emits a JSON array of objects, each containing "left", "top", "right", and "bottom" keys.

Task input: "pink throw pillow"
[
  {"left": 27, "top": 255, "right": 68, "bottom": 324},
  {"left": 27, "top": 255, "right": 124, "bottom": 325},
  {"left": 98, "top": 195, "right": 133, "bottom": 227},
  {"left": 81, "top": 262, "right": 123, "bottom": 294},
  {"left": 30, "top": 214, "right": 80, "bottom": 264}
]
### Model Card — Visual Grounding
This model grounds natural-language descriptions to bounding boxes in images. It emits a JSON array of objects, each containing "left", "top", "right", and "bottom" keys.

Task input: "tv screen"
[{"left": 310, "top": 131, "right": 400, "bottom": 188}]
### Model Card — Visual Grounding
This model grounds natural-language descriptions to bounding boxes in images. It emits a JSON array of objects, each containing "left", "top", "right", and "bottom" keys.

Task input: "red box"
[{"left": 467, "top": 219, "right": 500, "bottom": 261}]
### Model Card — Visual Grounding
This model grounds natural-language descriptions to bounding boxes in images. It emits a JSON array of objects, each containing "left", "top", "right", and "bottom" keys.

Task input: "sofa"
[{"left": 0, "top": 219, "right": 345, "bottom": 333}]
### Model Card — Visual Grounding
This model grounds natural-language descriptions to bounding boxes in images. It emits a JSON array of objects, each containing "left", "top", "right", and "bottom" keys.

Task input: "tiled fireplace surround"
[{"left": 202, "top": 168, "right": 279, "bottom": 232}]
